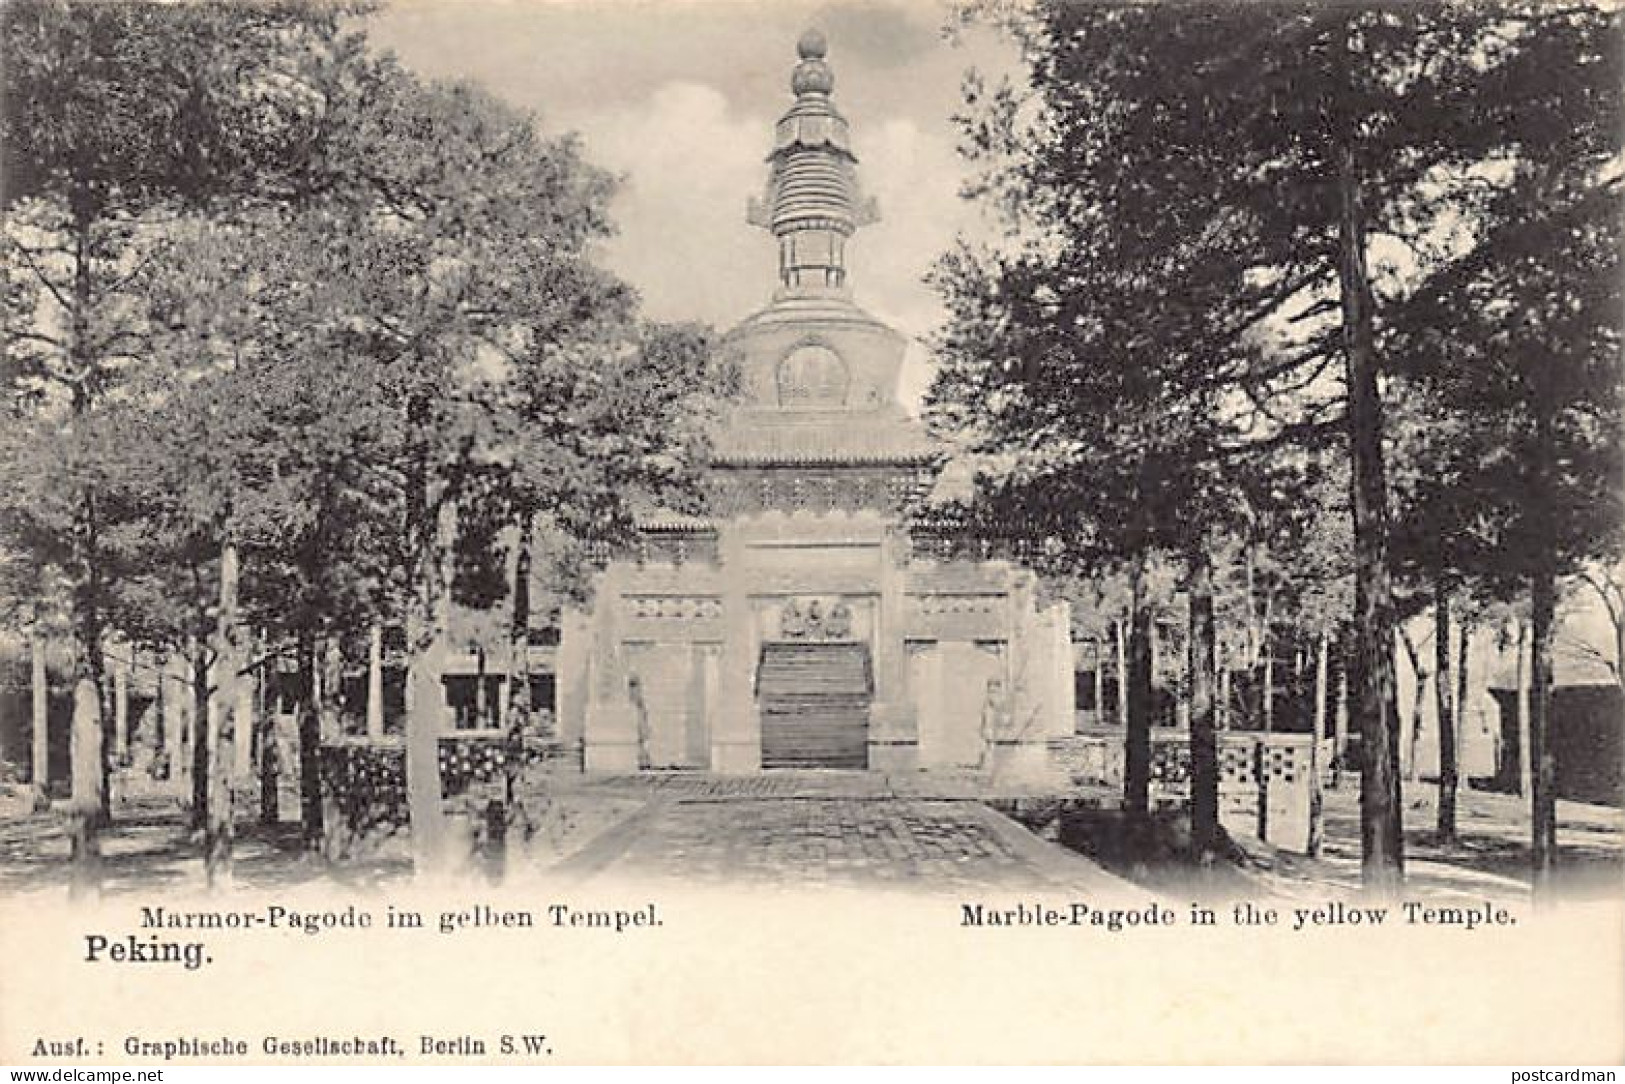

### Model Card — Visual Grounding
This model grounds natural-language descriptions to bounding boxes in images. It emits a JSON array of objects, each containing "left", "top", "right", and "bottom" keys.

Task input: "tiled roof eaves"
[{"left": 709, "top": 449, "right": 941, "bottom": 466}]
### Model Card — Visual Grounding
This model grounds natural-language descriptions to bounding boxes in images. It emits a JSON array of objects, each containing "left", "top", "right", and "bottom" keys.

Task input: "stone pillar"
[
  {"left": 366, "top": 623, "right": 385, "bottom": 739},
  {"left": 1051, "top": 600, "right": 1075, "bottom": 737},
  {"left": 703, "top": 644, "right": 722, "bottom": 768},
  {"left": 496, "top": 663, "right": 512, "bottom": 732},
  {"left": 163, "top": 652, "right": 187, "bottom": 784},
  {"left": 583, "top": 565, "right": 640, "bottom": 773},
  {"left": 993, "top": 574, "right": 1061, "bottom": 782},
  {"left": 710, "top": 526, "right": 760, "bottom": 773},
  {"left": 868, "top": 525, "right": 918, "bottom": 771},
  {"left": 69, "top": 676, "right": 104, "bottom": 893},
  {"left": 908, "top": 641, "right": 944, "bottom": 766},
  {"left": 30, "top": 630, "right": 49, "bottom": 806},
  {"left": 234, "top": 662, "right": 256, "bottom": 779},
  {"left": 686, "top": 642, "right": 715, "bottom": 768},
  {"left": 319, "top": 637, "right": 344, "bottom": 741},
  {"left": 556, "top": 608, "right": 592, "bottom": 749},
  {"left": 112, "top": 647, "right": 129, "bottom": 762}
]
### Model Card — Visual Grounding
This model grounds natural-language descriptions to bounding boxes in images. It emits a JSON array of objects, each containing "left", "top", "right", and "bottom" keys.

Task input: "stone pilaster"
[
  {"left": 710, "top": 526, "right": 761, "bottom": 773},
  {"left": 868, "top": 525, "right": 917, "bottom": 771},
  {"left": 112, "top": 649, "right": 128, "bottom": 761},
  {"left": 555, "top": 608, "right": 591, "bottom": 748},
  {"left": 992, "top": 578, "right": 1068, "bottom": 783},
  {"left": 163, "top": 652, "right": 188, "bottom": 781},
  {"left": 1050, "top": 599, "right": 1075, "bottom": 737},
  {"left": 583, "top": 565, "right": 640, "bottom": 773},
  {"left": 234, "top": 664, "right": 255, "bottom": 778}
]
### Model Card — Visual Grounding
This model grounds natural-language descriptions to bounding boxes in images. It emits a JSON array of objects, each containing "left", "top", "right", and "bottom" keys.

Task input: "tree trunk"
[
  {"left": 152, "top": 651, "right": 166, "bottom": 774},
  {"left": 502, "top": 521, "right": 535, "bottom": 869},
  {"left": 161, "top": 652, "right": 180, "bottom": 782},
  {"left": 1456, "top": 616, "right": 1471, "bottom": 798},
  {"left": 1614, "top": 597, "right": 1624, "bottom": 695},
  {"left": 69, "top": 676, "right": 103, "bottom": 897},
  {"left": 1336, "top": 64, "right": 1404, "bottom": 892},
  {"left": 1092, "top": 650, "right": 1105, "bottom": 728},
  {"left": 1435, "top": 584, "right": 1458, "bottom": 844},
  {"left": 1313, "top": 633, "right": 1330, "bottom": 745},
  {"left": 1256, "top": 626, "right": 1274, "bottom": 843},
  {"left": 205, "top": 541, "right": 241, "bottom": 888},
  {"left": 82, "top": 521, "right": 110, "bottom": 827},
  {"left": 366, "top": 623, "right": 385, "bottom": 739},
  {"left": 406, "top": 601, "right": 449, "bottom": 876},
  {"left": 406, "top": 503, "right": 455, "bottom": 877},
  {"left": 1244, "top": 546, "right": 1259, "bottom": 683},
  {"left": 1515, "top": 619, "right": 1532, "bottom": 798},
  {"left": 234, "top": 640, "right": 255, "bottom": 781},
  {"left": 1115, "top": 619, "right": 1129, "bottom": 729},
  {"left": 1218, "top": 665, "right": 1231, "bottom": 731},
  {"left": 296, "top": 630, "right": 324, "bottom": 851},
  {"left": 1148, "top": 611, "right": 1161, "bottom": 725},
  {"left": 1308, "top": 631, "right": 1329, "bottom": 857},
  {"left": 1332, "top": 653, "right": 1350, "bottom": 789},
  {"left": 190, "top": 639, "right": 209, "bottom": 832},
  {"left": 65, "top": 199, "right": 112, "bottom": 828},
  {"left": 64, "top": 215, "right": 116, "bottom": 826},
  {"left": 509, "top": 519, "right": 533, "bottom": 734},
  {"left": 1398, "top": 630, "right": 1427, "bottom": 786},
  {"left": 31, "top": 629, "right": 49, "bottom": 811},
  {"left": 1124, "top": 571, "right": 1153, "bottom": 816},
  {"left": 320, "top": 636, "right": 344, "bottom": 738},
  {"left": 1530, "top": 566, "right": 1559, "bottom": 894},
  {"left": 259, "top": 653, "right": 280, "bottom": 828},
  {"left": 112, "top": 646, "right": 129, "bottom": 764},
  {"left": 179, "top": 649, "right": 193, "bottom": 799},
  {"left": 1187, "top": 549, "right": 1220, "bottom": 853},
  {"left": 1261, "top": 634, "right": 1275, "bottom": 734}
]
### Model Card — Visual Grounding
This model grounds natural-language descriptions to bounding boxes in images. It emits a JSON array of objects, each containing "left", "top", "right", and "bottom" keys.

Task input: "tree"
[
  {"left": 1386, "top": 5, "right": 1623, "bottom": 891},
  {"left": 1388, "top": 378, "right": 1502, "bottom": 838},
  {"left": 933, "top": 1, "right": 1609, "bottom": 892},
  {"left": 1, "top": 0, "right": 362, "bottom": 876},
  {"left": 6, "top": 3, "right": 711, "bottom": 888},
  {"left": 173, "top": 62, "right": 708, "bottom": 874},
  {"left": 486, "top": 318, "right": 722, "bottom": 857},
  {"left": 306, "top": 72, "right": 634, "bottom": 876},
  {"left": 1568, "top": 561, "right": 1625, "bottom": 692}
]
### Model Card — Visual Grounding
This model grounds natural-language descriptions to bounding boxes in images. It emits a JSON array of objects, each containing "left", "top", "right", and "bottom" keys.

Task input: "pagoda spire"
[{"left": 748, "top": 29, "right": 879, "bottom": 295}]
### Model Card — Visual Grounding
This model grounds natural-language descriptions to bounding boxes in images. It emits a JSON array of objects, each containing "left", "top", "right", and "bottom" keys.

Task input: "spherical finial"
[
  {"left": 797, "top": 28, "right": 827, "bottom": 59},
  {"left": 792, "top": 59, "right": 834, "bottom": 95}
]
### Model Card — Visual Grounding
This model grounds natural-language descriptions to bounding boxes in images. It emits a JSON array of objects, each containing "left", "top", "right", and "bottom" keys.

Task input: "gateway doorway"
[{"left": 757, "top": 642, "right": 871, "bottom": 769}]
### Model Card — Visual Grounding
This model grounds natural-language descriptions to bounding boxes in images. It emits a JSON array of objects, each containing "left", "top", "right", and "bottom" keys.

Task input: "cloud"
[
  {"left": 818, "top": 0, "right": 943, "bottom": 70},
  {"left": 366, "top": 2, "right": 1024, "bottom": 414},
  {"left": 578, "top": 81, "right": 776, "bottom": 329},
  {"left": 854, "top": 115, "right": 978, "bottom": 412},
  {"left": 570, "top": 73, "right": 990, "bottom": 414}
]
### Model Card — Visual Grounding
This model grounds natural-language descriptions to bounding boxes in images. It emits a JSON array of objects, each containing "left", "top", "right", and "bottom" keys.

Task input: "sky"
[
  {"left": 366, "top": 0, "right": 1023, "bottom": 409},
  {"left": 360, "top": 3, "right": 1625, "bottom": 664}
]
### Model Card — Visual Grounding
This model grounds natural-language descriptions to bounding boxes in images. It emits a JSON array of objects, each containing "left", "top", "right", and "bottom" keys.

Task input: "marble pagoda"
[{"left": 551, "top": 30, "right": 1075, "bottom": 776}]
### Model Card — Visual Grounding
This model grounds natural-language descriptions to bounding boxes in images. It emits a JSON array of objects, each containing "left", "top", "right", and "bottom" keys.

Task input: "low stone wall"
[
  {"left": 318, "top": 738, "right": 408, "bottom": 859},
  {"left": 317, "top": 733, "right": 580, "bottom": 859},
  {"left": 1056, "top": 727, "right": 1329, "bottom": 853}
]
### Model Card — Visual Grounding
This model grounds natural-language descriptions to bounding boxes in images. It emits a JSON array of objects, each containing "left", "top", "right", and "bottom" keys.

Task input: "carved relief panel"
[{"left": 758, "top": 595, "right": 873, "bottom": 642}]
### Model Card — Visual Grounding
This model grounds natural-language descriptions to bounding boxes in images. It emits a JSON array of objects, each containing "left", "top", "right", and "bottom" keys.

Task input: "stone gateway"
[{"left": 549, "top": 32, "right": 1075, "bottom": 780}]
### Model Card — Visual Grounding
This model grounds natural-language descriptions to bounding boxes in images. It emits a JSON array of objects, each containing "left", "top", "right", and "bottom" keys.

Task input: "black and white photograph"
[{"left": 0, "top": 0, "right": 1621, "bottom": 1068}]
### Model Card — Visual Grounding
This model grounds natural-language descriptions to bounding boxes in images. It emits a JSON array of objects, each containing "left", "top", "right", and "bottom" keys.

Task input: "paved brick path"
[
  {"left": 556, "top": 774, "right": 1129, "bottom": 890},
  {"left": 564, "top": 768, "right": 1117, "bottom": 802}
]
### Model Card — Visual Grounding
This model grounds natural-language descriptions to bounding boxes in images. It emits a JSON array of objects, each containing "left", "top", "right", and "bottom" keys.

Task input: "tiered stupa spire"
[
  {"left": 748, "top": 29, "right": 879, "bottom": 295},
  {"left": 712, "top": 28, "right": 934, "bottom": 470}
]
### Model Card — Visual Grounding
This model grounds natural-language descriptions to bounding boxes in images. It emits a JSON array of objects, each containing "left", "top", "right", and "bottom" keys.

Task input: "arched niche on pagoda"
[{"left": 775, "top": 341, "right": 850, "bottom": 408}]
